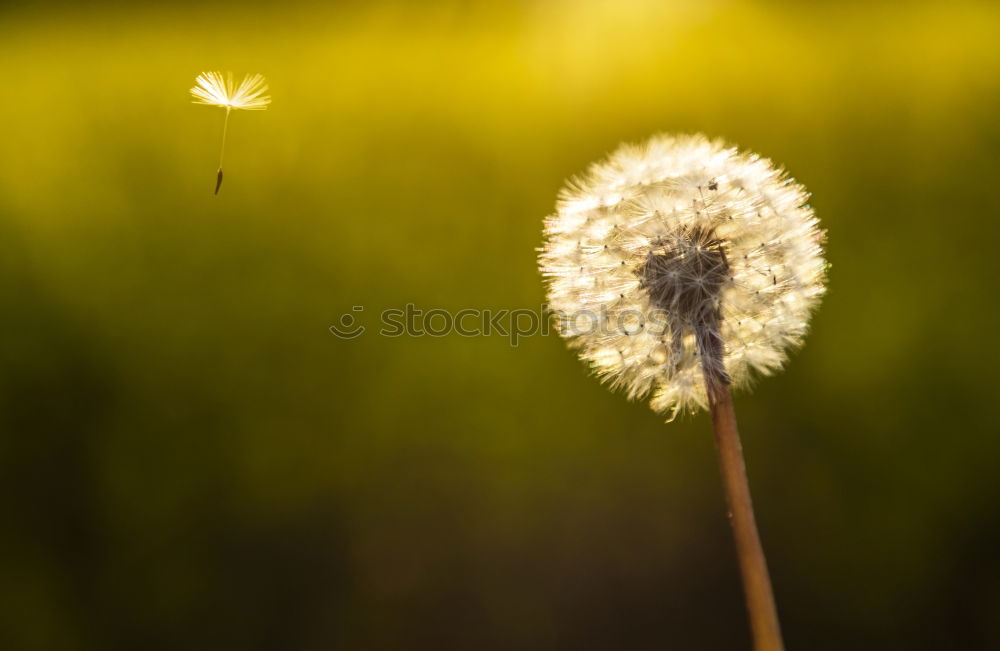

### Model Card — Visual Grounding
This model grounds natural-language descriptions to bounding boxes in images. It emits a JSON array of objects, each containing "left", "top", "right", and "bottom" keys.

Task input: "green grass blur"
[{"left": 2, "top": 1, "right": 999, "bottom": 649}]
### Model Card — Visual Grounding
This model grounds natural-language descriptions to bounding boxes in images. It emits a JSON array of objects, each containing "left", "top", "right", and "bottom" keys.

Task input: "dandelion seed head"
[
  {"left": 540, "top": 134, "right": 827, "bottom": 415},
  {"left": 190, "top": 71, "right": 271, "bottom": 110}
]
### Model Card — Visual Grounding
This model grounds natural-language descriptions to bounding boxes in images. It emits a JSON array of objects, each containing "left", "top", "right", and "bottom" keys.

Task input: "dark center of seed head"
[{"left": 639, "top": 226, "right": 729, "bottom": 321}]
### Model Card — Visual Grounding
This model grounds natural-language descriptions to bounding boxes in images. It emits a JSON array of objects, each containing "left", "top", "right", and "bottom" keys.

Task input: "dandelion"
[
  {"left": 190, "top": 71, "right": 271, "bottom": 194},
  {"left": 539, "top": 133, "right": 827, "bottom": 651}
]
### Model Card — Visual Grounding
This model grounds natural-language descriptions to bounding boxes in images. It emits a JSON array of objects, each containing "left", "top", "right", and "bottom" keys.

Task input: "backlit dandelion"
[
  {"left": 190, "top": 71, "right": 271, "bottom": 194},
  {"left": 539, "top": 133, "right": 827, "bottom": 651}
]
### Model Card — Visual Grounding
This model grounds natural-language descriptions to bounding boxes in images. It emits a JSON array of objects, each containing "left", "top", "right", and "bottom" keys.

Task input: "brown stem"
[
  {"left": 708, "top": 382, "right": 785, "bottom": 651},
  {"left": 698, "top": 315, "right": 784, "bottom": 651}
]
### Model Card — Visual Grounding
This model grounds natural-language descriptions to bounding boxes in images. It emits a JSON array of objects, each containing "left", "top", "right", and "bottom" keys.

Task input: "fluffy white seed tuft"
[
  {"left": 190, "top": 71, "right": 271, "bottom": 110},
  {"left": 539, "top": 134, "right": 827, "bottom": 417}
]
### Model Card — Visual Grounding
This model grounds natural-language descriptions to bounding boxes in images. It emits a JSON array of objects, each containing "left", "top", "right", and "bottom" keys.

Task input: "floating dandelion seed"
[
  {"left": 539, "top": 133, "right": 827, "bottom": 651},
  {"left": 190, "top": 71, "right": 271, "bottom": 194}
]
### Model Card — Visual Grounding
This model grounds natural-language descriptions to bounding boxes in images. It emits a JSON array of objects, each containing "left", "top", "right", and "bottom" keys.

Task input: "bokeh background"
[{"left": 2, "top": 1, "right": 999, "bottom": 649}]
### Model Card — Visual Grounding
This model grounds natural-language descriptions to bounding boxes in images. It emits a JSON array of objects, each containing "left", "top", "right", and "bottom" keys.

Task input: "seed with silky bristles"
[{"left": 190, "top": 71, "right": 271, "bottom": 194}]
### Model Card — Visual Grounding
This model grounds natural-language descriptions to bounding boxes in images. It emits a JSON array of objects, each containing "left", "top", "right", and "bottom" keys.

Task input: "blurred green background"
[{"left": 2, "top": 1, "right": 999, "bottom": 649}]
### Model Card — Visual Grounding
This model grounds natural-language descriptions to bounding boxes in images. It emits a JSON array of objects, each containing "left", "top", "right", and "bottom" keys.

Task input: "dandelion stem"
[
  {"left": 700, "top": 318, "right": 784, "bottom": 651},
  {"left": 215, "top": 107, "right": 231, "bottom": 195},
  {"left": 219, "top": 106, "right": 231, "bottom": 168}
]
